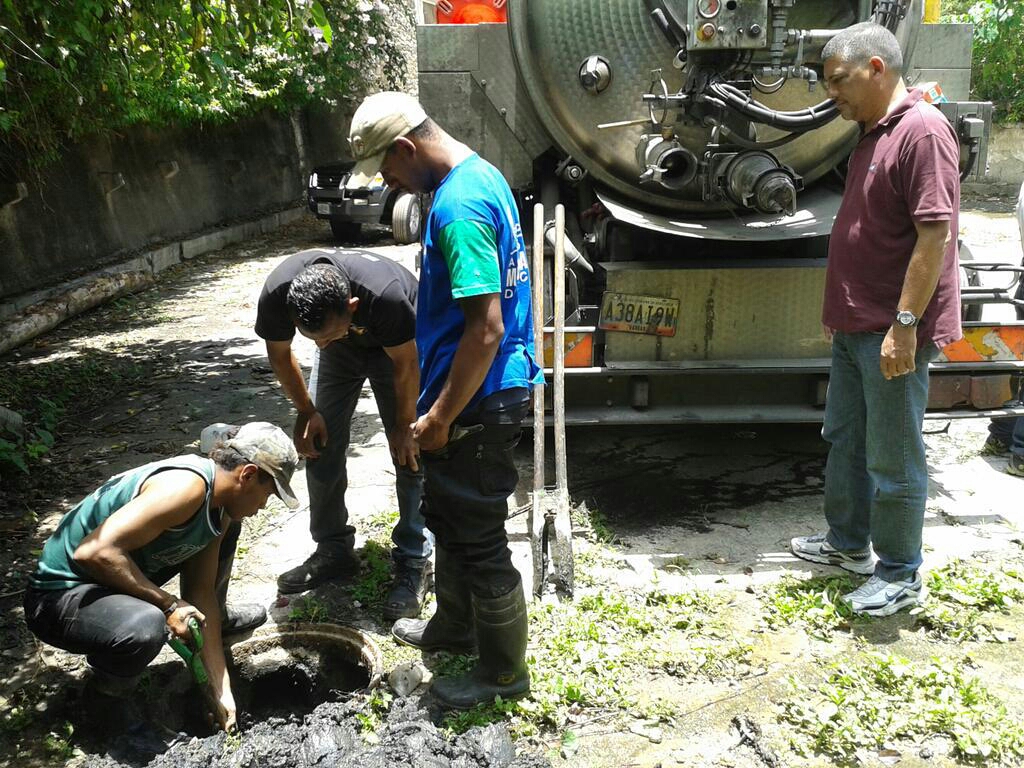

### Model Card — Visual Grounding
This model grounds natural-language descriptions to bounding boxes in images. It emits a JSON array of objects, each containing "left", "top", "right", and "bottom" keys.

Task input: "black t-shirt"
[{"left": 255, "top": 248, "right": 418, "bottom": 348}]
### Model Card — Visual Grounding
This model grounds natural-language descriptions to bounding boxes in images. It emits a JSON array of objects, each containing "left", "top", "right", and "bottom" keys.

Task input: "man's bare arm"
[
  {"left": 73, "top": 470, "right": 209, "bottom": 635},
  {"left": 266, "top": 339, "right": 327, "bottom": 456},
  {"left": 897, "top": 219, "right": 950, "bottom": 317},
  {"left": 880, "top": 219, "right": 950, "bottom": 379},
  {"left": 266, "top": 340, "right": 315, "bottom": 415},
  {"left": 383, "top": 339, "right": 421, "bottom": 470},
  {"left": 180, "top": 536, "right": 236, "bottom": 732}
]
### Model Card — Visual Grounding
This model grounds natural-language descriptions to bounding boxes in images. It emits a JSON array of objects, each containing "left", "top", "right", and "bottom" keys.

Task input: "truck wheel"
[
  {"left": 391, "top": 193, "right": 421, "bottom": 244},
  {"left": 330, "top": 219, "right": 361, "bottom": 242}
]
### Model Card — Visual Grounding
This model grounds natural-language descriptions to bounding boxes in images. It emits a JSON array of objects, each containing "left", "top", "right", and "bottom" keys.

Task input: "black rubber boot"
[
  {"left": 431, "top": 580, "right": 530, "bottom": 710},
  {"left": 392, "top": 546, "right": 475, "bottom": 653},
  {"left": 383, "top": 557, "right": 434, "bottom": 621}
]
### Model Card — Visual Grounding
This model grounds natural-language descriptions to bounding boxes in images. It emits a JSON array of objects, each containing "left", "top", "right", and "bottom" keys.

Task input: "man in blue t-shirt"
[{"left": 346, "top": 91, "right": 542, "bottom": 709}]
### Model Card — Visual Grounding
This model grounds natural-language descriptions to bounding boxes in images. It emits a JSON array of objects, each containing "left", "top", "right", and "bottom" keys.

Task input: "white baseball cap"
[{"left": 346, "top": 91, "right": 427, "bottom": 190}]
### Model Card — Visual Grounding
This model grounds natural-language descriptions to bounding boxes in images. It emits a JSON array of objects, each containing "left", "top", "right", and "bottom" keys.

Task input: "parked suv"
[{"left": 307, "top": 161, "right": 421, "bottom": 244}]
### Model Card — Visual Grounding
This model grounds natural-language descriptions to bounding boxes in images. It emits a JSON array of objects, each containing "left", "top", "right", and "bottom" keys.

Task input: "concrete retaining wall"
[
  {"left": 984, "top": 124, "right": 1024, "bottom": 188},
  {"left": 0, "top": 111, "right": 313, "bottom": 301}
]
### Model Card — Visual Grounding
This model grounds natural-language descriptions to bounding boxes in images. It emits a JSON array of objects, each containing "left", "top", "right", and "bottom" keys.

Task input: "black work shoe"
[
  {"left": 982, "top": 434, "right": 1011, "bottom": 456},
  {"left": 277, "top": 550, "right": 361, "bottom": 594},
  {"left": 221, "top": 603, "right": 267, "bottom": 636},
  {"left": 383, "top": 560, "right": 434, "bottom": 621}
]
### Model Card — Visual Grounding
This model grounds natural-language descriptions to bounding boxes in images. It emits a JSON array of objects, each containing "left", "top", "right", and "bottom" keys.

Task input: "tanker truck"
[{"left": 415, "top": 0, "right": 1024, "bottom": 425}]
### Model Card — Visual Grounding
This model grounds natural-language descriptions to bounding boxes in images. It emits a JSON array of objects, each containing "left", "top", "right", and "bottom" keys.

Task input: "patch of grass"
[
  {"left": 362, "top": 508, "right": 400, "bottom": 543},
  {"left": 0, "top": 687, "right": 38, "bottom": 736},
  {"left": 287, "top": 596, "right": 330, "bottom": 623},
  {"left": 761, "top": 574, "right": 859, "bottom": 639},
  {"left": 43, "top": 722, "right": 76, "bottom": 761},
  {"left": 570, "top": 502, "right": 615, "bottom": 543},
  {"left": 914, "top": 560, "right": 1024, "bottom": 643},
  {"left": 355, "top": 689, "right": 393, "bottom": 738},
  {"left": 780, "top": 651, "right": 1024, "bottom": 764},
  {"left": 441, "top": 586, "right": 734, "bottom": 738},
  {"left": 572, "top": 541, "right": 626, "bottom": 589},
  {"left": 0, "top": 354, "right": 148, "bottom": 478},
  {"left": 351, "top": 539, "right": 393, "bottom": 612}
]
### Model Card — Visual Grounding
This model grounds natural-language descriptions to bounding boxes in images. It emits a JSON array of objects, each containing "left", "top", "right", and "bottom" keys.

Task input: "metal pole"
[
  {"left": 532, "top": 203, "right": 545, "bottom": 499},
  {"left": 553, "top": 205, "right": 567, "bottom": 494},
  {"left": 529, "top": 202, "right": 547, "bottom": 596}
]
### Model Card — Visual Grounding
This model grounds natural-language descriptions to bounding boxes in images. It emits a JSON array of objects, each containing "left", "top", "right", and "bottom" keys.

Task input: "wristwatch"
[{"left": 894, "top": 310, "right": 919, "bottom": 328}]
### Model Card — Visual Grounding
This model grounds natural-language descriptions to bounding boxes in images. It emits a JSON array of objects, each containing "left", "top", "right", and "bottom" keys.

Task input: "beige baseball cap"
[
  {"left": 200, "top": 422, "right": 300, "bottom": 509},
  {"left": 346, "top": 91, "right": 427, "bottom": 190}
]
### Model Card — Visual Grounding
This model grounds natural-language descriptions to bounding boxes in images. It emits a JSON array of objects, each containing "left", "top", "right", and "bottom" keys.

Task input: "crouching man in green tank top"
[{"left": 22, "top": 421, "right": 300, "bottom": 735}]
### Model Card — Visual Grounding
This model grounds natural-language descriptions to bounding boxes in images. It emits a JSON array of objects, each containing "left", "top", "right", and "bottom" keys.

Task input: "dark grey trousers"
[{"left": 307, "top": 341, "right": 431, "bottom": 562}]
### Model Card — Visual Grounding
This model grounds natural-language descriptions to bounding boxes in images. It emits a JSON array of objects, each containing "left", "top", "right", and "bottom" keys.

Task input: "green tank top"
[{"left": 30, "top": 455, "right": 222, "bottom": 590}]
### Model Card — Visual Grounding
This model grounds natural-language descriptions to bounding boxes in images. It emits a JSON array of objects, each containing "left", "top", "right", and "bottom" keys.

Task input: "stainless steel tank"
[{"left": 507, "top": 0, "right": 923, "bottom": 214}]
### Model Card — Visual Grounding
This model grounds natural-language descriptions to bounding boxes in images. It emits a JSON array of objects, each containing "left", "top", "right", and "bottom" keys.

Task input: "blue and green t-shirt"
[
  {"left": 30, "top": 455, "right": 223, "bottom": 590},
  {"left": 417, "top": 153, "right": 542, "bottom": 416}
]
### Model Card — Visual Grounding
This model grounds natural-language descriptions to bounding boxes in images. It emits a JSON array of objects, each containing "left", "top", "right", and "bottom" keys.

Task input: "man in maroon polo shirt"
[{"left": 790, "top": 22, "right": 962, "bottom": 616}]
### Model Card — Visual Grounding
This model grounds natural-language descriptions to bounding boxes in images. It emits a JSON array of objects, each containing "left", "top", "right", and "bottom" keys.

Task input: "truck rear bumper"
[{"left": 534, "top": 363, "right": 1024, "bottom": 426}]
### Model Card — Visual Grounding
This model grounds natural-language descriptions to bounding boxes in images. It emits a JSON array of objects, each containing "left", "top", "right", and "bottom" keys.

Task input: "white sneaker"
[
  {"left": 843, "top": 573, "right": 923, "bottom": 617},
  {"left": 790, "top": 532, "right": 876, "bottom": 575}
]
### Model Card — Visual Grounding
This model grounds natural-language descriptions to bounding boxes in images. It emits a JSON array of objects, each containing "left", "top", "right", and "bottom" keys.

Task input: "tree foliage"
[
  {"left": 0, "top": 0, "right": 407, "bottom": 174},
  {"left": 942, "top": 0, "right": 1024, "bottom": 122}
]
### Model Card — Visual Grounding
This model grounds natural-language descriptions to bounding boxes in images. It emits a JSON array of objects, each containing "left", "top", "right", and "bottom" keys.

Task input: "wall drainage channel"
[{"left": 81, "top": 623, "right": 551, "bottom": 768}]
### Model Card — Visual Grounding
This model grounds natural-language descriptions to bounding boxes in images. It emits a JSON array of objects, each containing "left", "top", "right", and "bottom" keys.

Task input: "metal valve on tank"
[
  {"left": 717, "top": 150, "right": 802, "bottom": 216},
  {"left": 637, "top": 133, "right": 698, "bottom": 191}
]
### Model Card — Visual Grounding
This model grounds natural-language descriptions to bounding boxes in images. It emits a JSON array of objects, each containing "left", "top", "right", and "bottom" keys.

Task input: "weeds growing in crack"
[
  {"left": 43, "top": 722, "right": 77, "bottom": 761},
  {"left": 351, "top": 539, "right": 393, "bottom": 613},
  {"left": 760, "top": 573, "right": 860, "bottom": 639},
  {"left": 355, "top": 689, "right": 393, "bottom": 737},
  {"left": 913, "top": 559, "right": 1024, "bottom": 643},
  {"left": 438, "top": 575, "right": 744, "bottom": 741},
  {"left": 362, "top": 508, "right": 400, "bottom": 544},
  {"left": 570, "top": 503, "right": 616, "bottom": 544},
  {"left": 288, "top": 596, "right": 331, "bottom": 623},
  {"left": 780, "top": 650, "right": 1024, "bottom": 763}
]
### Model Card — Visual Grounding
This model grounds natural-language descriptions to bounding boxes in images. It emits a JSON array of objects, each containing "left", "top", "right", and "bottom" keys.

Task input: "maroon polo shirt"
[{"left": 823, "top": 88, "right": 962, "bottom": 348}]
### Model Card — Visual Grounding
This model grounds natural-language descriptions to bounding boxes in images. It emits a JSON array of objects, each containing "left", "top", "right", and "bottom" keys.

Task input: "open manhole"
[{"left": 227, "top": 622, "right": 382, "bottom": 724}]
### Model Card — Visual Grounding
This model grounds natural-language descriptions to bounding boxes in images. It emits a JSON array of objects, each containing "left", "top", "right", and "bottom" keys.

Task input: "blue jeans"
[
  {"left": 822, "top": 331, "right": 938, "bottom": 582},
  {"left": 308, "top": 342, "right": 432, "bottom": 564}
]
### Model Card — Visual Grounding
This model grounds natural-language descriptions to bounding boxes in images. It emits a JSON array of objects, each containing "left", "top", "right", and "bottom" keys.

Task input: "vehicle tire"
[
  {"left": 330, "top": 219, "right": 361, "bottom": 242},
  {"left": 959, "top": 239, "right": 983, "bottom": 322},
  {"left": 391, "top": 193, "right": 421, "bottom": 244}
]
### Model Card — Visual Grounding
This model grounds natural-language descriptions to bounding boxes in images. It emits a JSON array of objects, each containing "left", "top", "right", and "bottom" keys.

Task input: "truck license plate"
[
  {"left": 317, "top": 202, "right": 331, "bottom": 215},
  {"left": 599, "top": 292, "right": 679, "bottom": 336}
]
